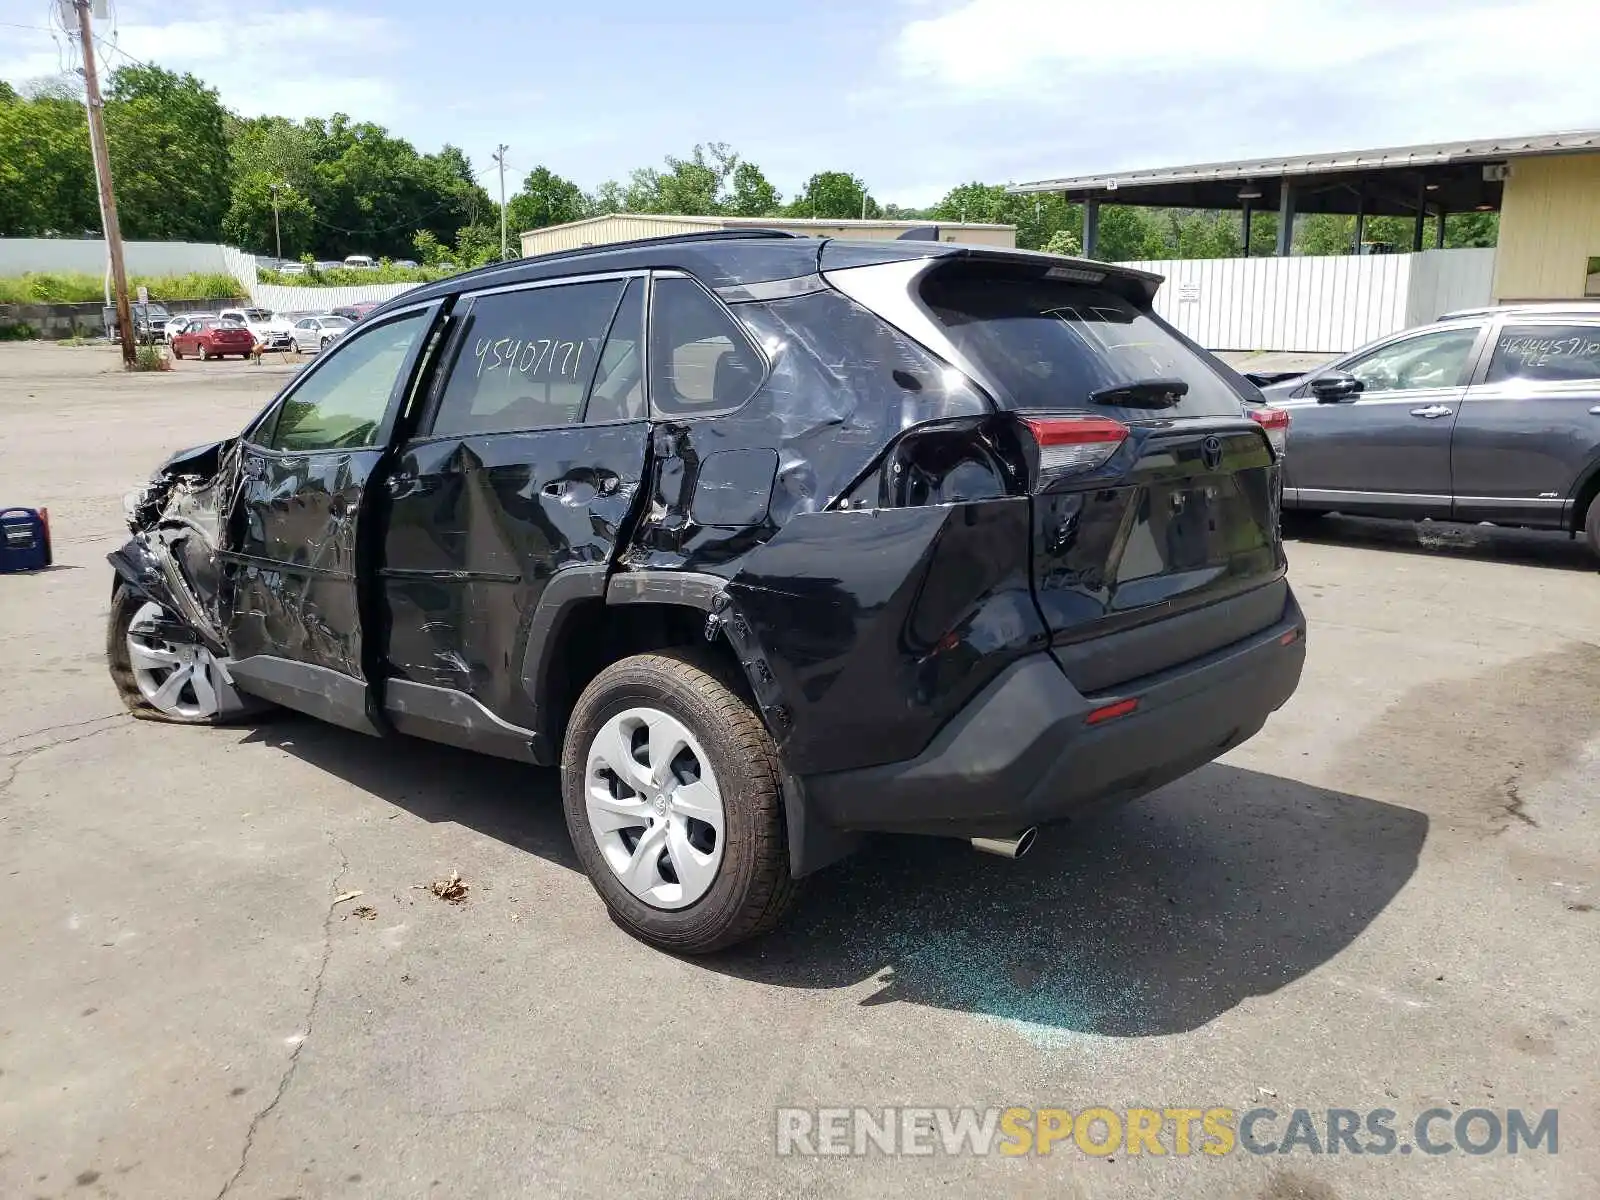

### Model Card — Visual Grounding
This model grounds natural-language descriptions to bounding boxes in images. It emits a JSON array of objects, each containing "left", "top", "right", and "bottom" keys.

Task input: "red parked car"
[{"left": 171, "top": 319, "right": 256, "bottom": 361}]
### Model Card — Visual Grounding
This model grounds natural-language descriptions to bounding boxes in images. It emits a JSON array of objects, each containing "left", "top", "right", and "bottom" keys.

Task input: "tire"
[
  {"left": 199, "top": 344, "right": 211, "bottom": 361},
  {"left": 172, "top": 344, "right": 182, "bottom": 359},
  {"left": 1584, "top": 493, "right": 1600, "bottom": 561},
  {"left": 106, "top": 585, "right": 229, "bottom": 725},
  {"left": 560, "top": 649, "right": 800, "bottom": 953}
]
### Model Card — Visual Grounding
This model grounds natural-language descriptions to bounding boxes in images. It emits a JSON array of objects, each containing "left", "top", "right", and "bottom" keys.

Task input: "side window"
[
  {"left": 585, "top": 278, "right": 645, "bottom": 423},
  {"left": 649, "top": 275, "right": 764, "bottom": 416},
  {"left": 1342, "top": 327, "right": 1480, "bottom": 394},
  {"left": 430, "top": 280, "right": 624, "bottom": 437},
  {"left": 265, "top": 311, "right": 427, "bottom": 453},
  {"left": 1485, "top": 325, "right": 1600, "bottom": 384}
]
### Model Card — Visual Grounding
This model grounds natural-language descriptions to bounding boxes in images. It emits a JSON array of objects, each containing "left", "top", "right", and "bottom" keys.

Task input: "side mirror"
[{"left": 1311, "top": 371, "right": 1362, "bottom": 402}]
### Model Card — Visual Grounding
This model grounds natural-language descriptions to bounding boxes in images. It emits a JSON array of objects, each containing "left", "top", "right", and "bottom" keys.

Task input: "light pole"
[
  {"left": 493, "top": 144, "right": 510, "bottom": 261},
  {"left": 270, "top": 183, "right": 282, "bottom": 260}
]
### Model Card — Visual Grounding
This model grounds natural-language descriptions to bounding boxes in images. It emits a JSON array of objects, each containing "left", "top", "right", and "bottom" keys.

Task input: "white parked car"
[
  {"left": 290, "top": 314, "right": 353, "bottom": 353},
  {"left": 218, "top": 307, "right": 294, "bottom": 351},
  {"left": 163, "top": 314, "right": 210, "bottom": 343},
  {"left": 343, "top": 255, "right": 375, "bottom": 269},
  {"left": 277, "top": 262, "right": 307, "bottom": 276}
]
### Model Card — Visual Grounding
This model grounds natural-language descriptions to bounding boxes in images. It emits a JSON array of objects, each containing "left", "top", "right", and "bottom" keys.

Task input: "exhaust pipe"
[{"left": 970, "top": 828, "right": 1037, "bottom": 859}]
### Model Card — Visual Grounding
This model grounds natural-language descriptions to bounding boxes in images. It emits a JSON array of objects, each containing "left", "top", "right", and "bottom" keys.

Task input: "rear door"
[
  {"left": 1451, "top": 319, "right": 1600, "bottom": 526},
  {"left": 221, "top": 302, "right": 442, "bottom": 733},
  {"left": 378, "top": 273, "right": 651, "bottom": 756},
  {"left": 1276, "top": 323, "right": 1486, "bottom": 516}
]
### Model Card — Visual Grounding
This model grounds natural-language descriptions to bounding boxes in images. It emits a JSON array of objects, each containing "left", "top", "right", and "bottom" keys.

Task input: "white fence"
[
  {"left": 251, "top": 280, "right": 421, "bottom": 313},
  {"left": 1117, "top": 248, "right": 1495, "bottom": 353},
  {"left": 0, "top": 237, "right": 245, "bottom": 277}
]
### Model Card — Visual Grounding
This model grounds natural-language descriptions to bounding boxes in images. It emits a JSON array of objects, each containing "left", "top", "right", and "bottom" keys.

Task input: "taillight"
[
  {"left": 1019, "top": 416, "right": 1128, "bottom": 485},
  {"left": 1248, "top": 406, "right": 1290, "bottom": 457}
]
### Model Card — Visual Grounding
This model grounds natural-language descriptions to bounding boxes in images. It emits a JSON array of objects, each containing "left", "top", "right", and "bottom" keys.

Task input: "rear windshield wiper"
[{"left": 1089, "top": 377, "right": 1190, "bottom": 409}]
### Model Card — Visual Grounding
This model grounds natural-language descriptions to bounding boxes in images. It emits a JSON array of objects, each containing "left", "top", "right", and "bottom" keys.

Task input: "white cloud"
[
  {"left": 891, "top": 0, "right": 1600, "bottom": 173},
  {"left": 0, "top": 2, "right": 404, "bottom": 122}
]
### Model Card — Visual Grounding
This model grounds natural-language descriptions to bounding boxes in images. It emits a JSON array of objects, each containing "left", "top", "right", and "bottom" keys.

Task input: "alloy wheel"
[
  {"left": 584, "top": 706, "right": 726, "bottom": 909},
  {"left": 125, "top": 601, "right": 225, "bottom": 719}
]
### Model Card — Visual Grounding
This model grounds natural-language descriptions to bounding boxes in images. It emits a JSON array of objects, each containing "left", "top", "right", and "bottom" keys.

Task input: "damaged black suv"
[{"left": 108, "top": 231, "right": 1305, "bottom": 952}]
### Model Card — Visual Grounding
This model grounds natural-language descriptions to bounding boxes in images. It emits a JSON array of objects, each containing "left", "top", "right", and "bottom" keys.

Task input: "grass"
[
  {"left": 258, "top": 263, "right": 454, "bottom": 287},
  {"left": 0, "top": 272, "right": 244, "bottom": 304},
  {"left": 130, "top": 344, "right": 171, "bottom": 372},
  {"left": 0, "top": 322, "right": 38, "bottom": 341}
]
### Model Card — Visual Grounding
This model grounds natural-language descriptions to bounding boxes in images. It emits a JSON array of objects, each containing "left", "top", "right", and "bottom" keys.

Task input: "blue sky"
[{"left": 3, "top": 0, "right": 1598, "bottom": 207}]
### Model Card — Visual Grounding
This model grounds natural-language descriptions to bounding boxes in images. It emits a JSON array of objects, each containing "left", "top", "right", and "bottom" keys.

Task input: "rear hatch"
[{"left": 918, "top": 257, "right": 1288, "bottom": 692}]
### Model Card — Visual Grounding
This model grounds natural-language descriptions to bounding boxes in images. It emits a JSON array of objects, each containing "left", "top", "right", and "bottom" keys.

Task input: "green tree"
[
  {"left": 726, "top": 161, "right": 781, "bottom": 217},
  {"left": 789, "top": 171, "right": 877, "bottom": 219},
  {"left": 104, "top": 64, "right": 231, "bottom": 240},
  {"left": 928, "top": 182, "right": 1078, "bottom": 250},
  {"left": 1042, "top": 229, "right": 1082, "bottom": 256},
  {"left": 505, "top": 165, "right": 587, "bottom": 233},
  {"left": 0, "top": 87, "right": 96, "bottom": 236},
  {"left": 412, "top": 229, "right": 447, "bottom": 265},
  {"left": 451, "top": 221, "right": 500, "bottom": 267},
  {"left": 587, "top": 180, "right": 626, "bottom": 216},
  {"left": 222, "top": 171, "right": 314, "bottom": 257},
  {"left": 1092, "top": 207, "right": 1166, "bottom": 261}
]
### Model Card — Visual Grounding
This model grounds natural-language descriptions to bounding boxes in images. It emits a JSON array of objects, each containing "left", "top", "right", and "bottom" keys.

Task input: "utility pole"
[
  {"left": 270, "top": 183, "right": 282, "bottom": 260},
  {"left": 73, "top": 0, "right": 135, "bottom": 366},
  {"left": 493, "top": 144, "right": 510, "bottom": 261}
]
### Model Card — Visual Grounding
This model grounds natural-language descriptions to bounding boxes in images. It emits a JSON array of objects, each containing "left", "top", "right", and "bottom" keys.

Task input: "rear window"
[{"left": 920, "top": 265, "right": 1245, "bottom": 418}]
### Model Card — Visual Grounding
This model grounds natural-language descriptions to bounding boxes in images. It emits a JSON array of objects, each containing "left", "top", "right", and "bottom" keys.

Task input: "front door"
[
  {"left": 1452, "top": 319, "right": 1600, "bottom": 526},
  {"left": 1280, "top": 323, "right": 1486, "bottom": 517},
  {"left": 379, "top": 275, "right": 652, "bottom": 759},
  {"left": 222, "top": 303, "right": 440, "bottom": 733}
]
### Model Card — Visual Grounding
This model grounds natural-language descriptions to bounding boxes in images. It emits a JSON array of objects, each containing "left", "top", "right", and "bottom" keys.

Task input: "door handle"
[{"left": 1409, "top": 405, "right": 1453, "bottom": 419}]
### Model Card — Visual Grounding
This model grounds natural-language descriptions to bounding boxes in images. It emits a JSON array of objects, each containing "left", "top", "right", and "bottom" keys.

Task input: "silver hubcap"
[
  {"left": 126, "top": 601, "right": 223, "bottom": 719},
  {"left": 585, "top": 707, "right": 725, "bottom": 909}
]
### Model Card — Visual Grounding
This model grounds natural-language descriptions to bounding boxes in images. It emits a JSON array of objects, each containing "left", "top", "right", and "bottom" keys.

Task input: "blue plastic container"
[{"left": 0, "top": 507, "right": 52, "bottom": 573}]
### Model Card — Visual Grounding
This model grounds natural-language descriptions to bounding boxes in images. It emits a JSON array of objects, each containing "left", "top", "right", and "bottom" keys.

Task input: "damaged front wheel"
[{"left": 106, "top": 586, "right": 231, "bottom": 723}]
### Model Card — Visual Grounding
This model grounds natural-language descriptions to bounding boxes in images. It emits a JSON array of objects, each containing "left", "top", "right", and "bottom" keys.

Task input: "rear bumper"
[{"left": 802, "top": 590, "right": 1306, "bottom": 838}]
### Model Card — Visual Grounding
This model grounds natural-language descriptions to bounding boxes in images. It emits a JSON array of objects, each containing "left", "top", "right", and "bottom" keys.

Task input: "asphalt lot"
[{"left": 1, "top": 341, "right": 1597, "bottom": 1199}]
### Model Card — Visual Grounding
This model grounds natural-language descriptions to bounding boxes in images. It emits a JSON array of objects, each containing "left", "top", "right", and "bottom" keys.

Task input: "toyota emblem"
[{"left": 1200, "top": 435, "right": 1224, "bottom": 471}]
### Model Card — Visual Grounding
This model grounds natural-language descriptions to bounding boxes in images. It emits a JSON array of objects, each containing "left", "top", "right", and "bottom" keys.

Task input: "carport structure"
[{"left": 1010, "top": 130, "right": 1600, "bottom": 259}]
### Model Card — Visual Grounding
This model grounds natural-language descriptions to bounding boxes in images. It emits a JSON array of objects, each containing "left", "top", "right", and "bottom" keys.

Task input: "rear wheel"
[
  {"left": 1584, "top": 493, "right": 1600, "bottom": 562},
  {"left": 560, "top": 650, "right": 799, "bottom": 953},
  {"left": 106, "top": 587, "right": 228, "bottom": 724}
]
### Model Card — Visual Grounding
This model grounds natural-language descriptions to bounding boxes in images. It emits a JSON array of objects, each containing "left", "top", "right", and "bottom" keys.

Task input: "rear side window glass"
[
  {"left": 920, "top": 264, "right": 1245, "bottom": 418},
  {"left": 650, "top": 276, "right": 764, "bottom": 416},
  {"left": 585, "top": 278, "right": 646, "bottom": 423},
  {"left": 266, "top": 312, "right": 427, "bottom": 452},
  {"left": 1486, "top": 325, "right": 1600, "bottom": 383},
  {"left": 430, "top": 280, "right": 625, "bottom": 436}
]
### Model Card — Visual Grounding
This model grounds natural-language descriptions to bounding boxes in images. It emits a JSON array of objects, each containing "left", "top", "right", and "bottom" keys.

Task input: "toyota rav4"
[{"left": 108, "top": 231, "right": 1305, "bottom": 953}]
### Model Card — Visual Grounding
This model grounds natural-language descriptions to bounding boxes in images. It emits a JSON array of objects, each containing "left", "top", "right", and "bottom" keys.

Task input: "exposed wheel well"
[{"left": 539, "top": 601, "right": 751, "bottom": 757}]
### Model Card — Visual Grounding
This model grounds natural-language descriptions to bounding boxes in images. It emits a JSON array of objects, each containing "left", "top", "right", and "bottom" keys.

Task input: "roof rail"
[{"left": 429, "top": 228, "right": 807, "bottom": 293}]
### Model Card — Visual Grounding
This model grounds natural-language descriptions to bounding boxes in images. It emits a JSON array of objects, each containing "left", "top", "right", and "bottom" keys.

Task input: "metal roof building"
[
  {"left": 1010, "top": 130, "right": 1600, "bottom": 303},
  {"left": 520, "top": 213, "right": 1016, "bottom": 258}
]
